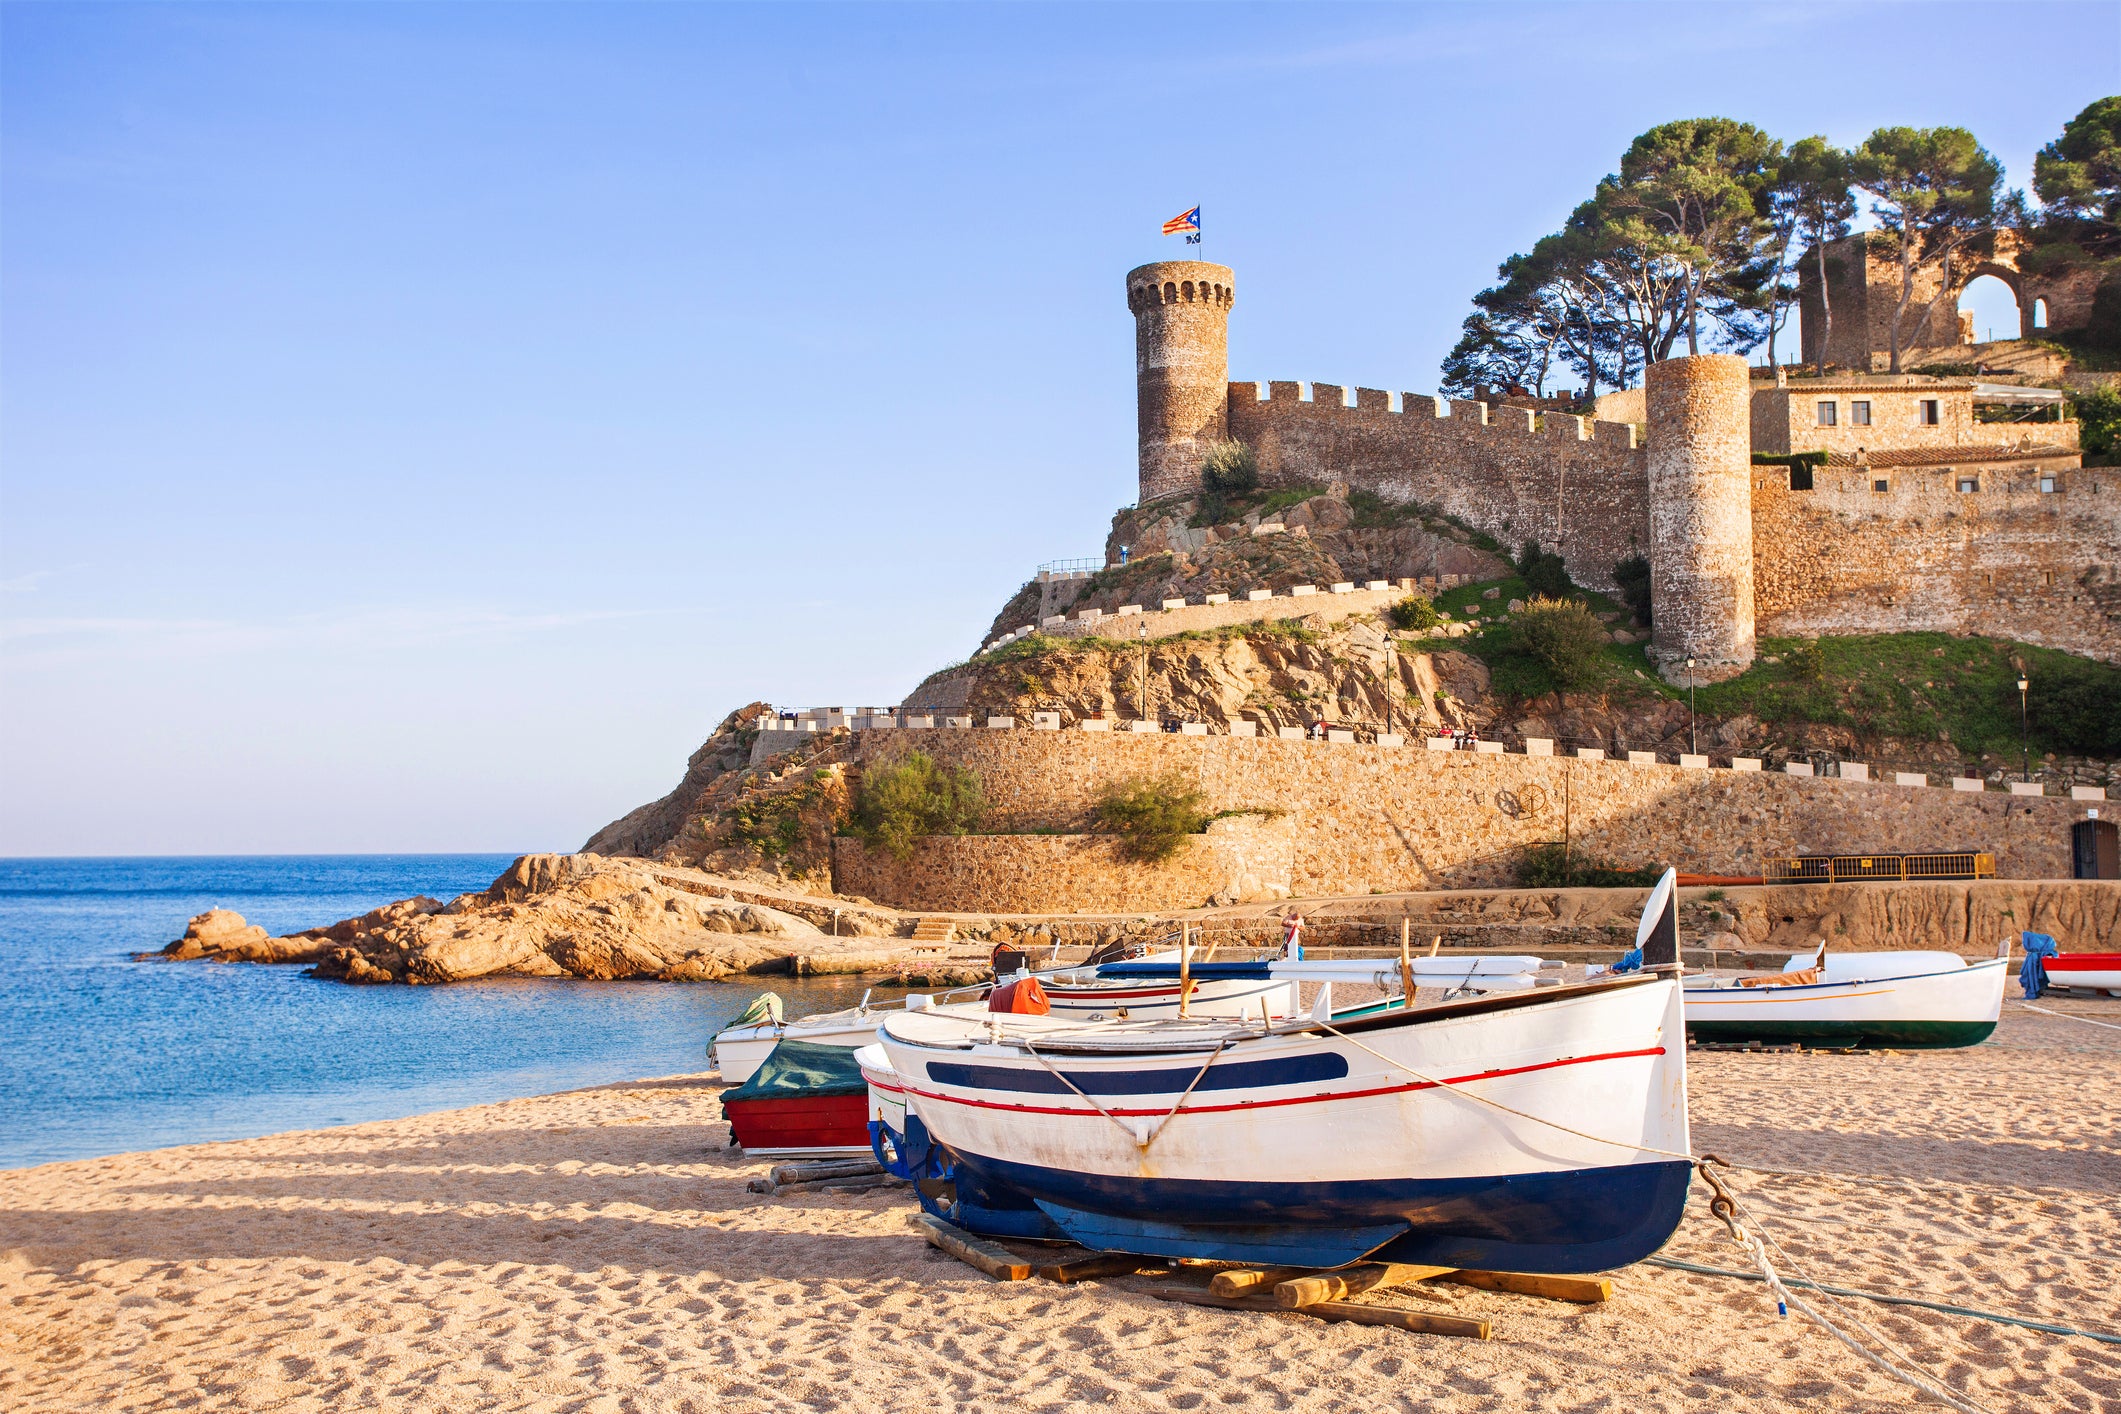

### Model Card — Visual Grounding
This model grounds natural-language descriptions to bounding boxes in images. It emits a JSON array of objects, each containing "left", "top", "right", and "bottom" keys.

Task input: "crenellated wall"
[{"left": 1223, "top": 381, "right": 1649, "bottom": 591}]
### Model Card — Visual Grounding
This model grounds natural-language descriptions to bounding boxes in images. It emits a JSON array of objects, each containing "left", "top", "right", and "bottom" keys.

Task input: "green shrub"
[
  {"left": 1789, "top": 640, "right": 1826, "bottom": 681},
  {"left": 1612, "top": 554, "right": 1653, "bottom": 627},
  {"left": 2073, "top": 383, "right": 2121, "bottom": 458},
  {"left": 1091, "top": 773, "right": 1210, "bottom": 863},
  {"left": 1387, "top": 595, "right": 1442, "bottom": 632},
  {"left": 1199, "top": 440, "right": 1259, "bottom": 496},
  {"left": 1517, "top": 842, "right": 1664, "bottom": 888},
  {"left": 1513, "top": 595, "right": 1606, "bottom": 688},
  {"left": 2027, "top": 656, "right": 2121, "bottom": 754},
  {"left": 1516, "top": 541, "right": 1575, "bottom": 598},
  {"left": 850, "top": 751, "right": 985, "bottom": 861}
]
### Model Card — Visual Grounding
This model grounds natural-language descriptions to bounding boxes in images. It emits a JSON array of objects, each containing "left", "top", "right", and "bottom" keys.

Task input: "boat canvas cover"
[{"left": 722, "top": 1038, "right": 869, "bottom": 1103}]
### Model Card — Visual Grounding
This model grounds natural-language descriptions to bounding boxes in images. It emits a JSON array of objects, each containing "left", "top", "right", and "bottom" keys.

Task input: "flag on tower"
[{"left": 1162, "top": 206, "right": 1200, "bottom": 238}]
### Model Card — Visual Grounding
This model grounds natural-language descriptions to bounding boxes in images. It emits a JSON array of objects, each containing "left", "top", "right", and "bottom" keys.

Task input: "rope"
[
  {"left": 2019, "top": 1002, "right": 2121, "bottom": 1032},
  {"left": 1301, "top": 1015, "right": 2005, "bottom": 1413},
  {"left": 1644, "top": 1257, "right": 2121, "bottom": 1346},
  {"left": 1021, "top": 1038, "right": 1228, "bottom": 1151}
]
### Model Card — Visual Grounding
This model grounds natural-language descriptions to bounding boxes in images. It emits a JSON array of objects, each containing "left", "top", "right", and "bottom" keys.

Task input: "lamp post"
[
  {"left": 1686, "top": 657, "right": 1697, "bottom": 756},
  {"left": 2017, "top": 675, "right": 2031, "bottom": 783}
]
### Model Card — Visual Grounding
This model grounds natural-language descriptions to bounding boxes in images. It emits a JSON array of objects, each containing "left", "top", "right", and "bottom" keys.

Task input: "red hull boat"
[{"left": 720, "top": 1038, "right": 874, "bottom": 1158}]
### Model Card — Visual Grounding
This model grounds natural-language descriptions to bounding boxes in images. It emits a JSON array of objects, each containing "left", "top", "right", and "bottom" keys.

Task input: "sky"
[{"left": 3, "top": 2, "right": 2114, "bottom": 856}]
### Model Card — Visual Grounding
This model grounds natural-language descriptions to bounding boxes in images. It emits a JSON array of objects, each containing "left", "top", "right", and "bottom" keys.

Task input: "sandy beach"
[{"left": 2, "top": 1000, "right": 2115, "bottom": 1414}]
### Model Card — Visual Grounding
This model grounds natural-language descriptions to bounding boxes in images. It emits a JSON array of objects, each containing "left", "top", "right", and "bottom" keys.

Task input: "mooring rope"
[
  {"left": 1305, "top": 1016, "right": 2006, "bottom": 1413},
  {"left": 2018, "top": 1002, "right": 2121, "bottom": 1032},
  {"left": 1643, "top": 1256, "right": 2121, "bottom": 1346}
]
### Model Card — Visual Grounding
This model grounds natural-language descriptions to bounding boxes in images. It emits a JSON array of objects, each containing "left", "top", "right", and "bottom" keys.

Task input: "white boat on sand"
[
  {"left": 1682, "top": 942, "right": 2009, "bottom": 1049},
  {"left": 860, "top": 875, "right": 1691, "bottom": 1274},
  {"left": 710, "top": 955, "right": 1295, "bottom": 1083}
]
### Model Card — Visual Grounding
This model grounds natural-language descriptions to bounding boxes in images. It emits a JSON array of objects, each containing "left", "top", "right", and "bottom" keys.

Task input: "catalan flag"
[{"left": 1161, "top": 205, "right": 1200, "bottom": 236}]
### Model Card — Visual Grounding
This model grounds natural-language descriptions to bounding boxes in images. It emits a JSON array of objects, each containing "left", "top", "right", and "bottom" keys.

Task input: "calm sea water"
[{"left": 0, "top": 855, "right": 880, "bottom": 1170}]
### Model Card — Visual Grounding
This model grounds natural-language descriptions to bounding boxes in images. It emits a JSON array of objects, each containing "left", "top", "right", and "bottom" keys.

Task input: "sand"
[{"left": 2, "top": 999, "right": 2116, "bottom": 1414}]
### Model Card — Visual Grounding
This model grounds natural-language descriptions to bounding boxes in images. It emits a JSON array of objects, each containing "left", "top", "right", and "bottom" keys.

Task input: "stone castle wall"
[
  {"left": 835, "top": 729, "right": 2085, "bottom": 911},
  {"left": 1750, "top": 462, "right": 2121, "bottom": 658},
  {"left": 1223, "top": 383, "right": 1649, "bottom": 592}
]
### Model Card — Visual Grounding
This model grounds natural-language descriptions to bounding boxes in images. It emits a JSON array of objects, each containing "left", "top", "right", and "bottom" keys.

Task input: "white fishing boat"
[
  {"left": 1682, "top": 941, "right": 2010, "bottom": 1048},
  {"left": 859, "top": 876, "right": 1691, "bottom": 1273},
  {"left": 711, "top": 958, "right": 1296, "bottom": 1083}
]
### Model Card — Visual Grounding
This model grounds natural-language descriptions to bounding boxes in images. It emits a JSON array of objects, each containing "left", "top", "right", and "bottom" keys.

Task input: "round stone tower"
[
  {"left": 1645, "top": 354, "right": 1756, "bottom": 684},
  {"left": 1126, "top": 261, "right": 1234, "bottom": 503}
]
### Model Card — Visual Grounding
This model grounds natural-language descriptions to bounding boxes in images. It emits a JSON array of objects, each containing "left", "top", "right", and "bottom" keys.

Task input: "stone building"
[
  {"left": 1124, "top": 260, "right": 2121, "bottom": 670},
  {"left": 1796, "top": 229, "right": 2112, "bottom": 372}
]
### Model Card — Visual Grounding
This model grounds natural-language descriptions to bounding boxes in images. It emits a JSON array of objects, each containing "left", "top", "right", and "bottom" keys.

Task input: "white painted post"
[{"left": 1524, "top": 738, "right": 1554, "bottom": 756}]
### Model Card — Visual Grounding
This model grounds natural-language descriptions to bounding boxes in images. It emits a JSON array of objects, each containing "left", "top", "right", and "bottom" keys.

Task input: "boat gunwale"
[{"left": 881, "top": 970, "right": 1675, "bottom": 1057}]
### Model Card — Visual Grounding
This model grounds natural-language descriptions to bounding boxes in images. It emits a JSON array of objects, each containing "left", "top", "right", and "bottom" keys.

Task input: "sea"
[{"left": 0, "top": 854, "right": 882, "bottom": 1170}]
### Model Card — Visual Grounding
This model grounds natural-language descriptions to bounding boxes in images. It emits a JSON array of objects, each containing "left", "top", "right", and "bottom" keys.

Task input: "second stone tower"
[
  {"left": 1127, "top": 261, "right": 1234, "bottom": 502},
  {"left": 1646, "top": 353, "right": 1757, "bottom": 683}
]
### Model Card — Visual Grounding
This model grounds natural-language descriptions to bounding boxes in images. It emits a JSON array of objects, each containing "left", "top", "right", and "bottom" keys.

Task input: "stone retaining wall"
[{"left": 833, "top": 729, "right": 2089, "bottom": 911}]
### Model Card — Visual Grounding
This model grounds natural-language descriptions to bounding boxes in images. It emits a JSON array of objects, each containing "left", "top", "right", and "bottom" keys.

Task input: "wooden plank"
[
  {"left": 749, "top": 1172, "right": 901, "bottom": 1197},
  {"left": 1036, "top": 1252, "right": 1152, "bottom": 1284},
  {"left": 917, "top": 1214, "right": 1033, "bottom": 1282},
  {"left": 1209, "top": 1266, "right": 1308, "bottom": 1298},
  {"left": 1153, "top": 1289, "right": 1490, "bottom": 1340},
  {"left": 1443, "top": 1269, "right": 1612, "bottom": 1304},
  {"left": 1276, "top": 1263, "right": 1457, "bottom": 1308}
]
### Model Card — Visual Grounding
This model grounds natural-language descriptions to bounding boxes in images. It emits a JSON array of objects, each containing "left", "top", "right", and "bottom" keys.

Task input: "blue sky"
[{"left": 3, "top": 2, "right": 2113, "bottom": 855}]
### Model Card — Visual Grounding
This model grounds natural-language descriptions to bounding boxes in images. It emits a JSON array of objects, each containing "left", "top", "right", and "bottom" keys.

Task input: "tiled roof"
[{"left": 1824, "top": 443, "right": 2078, "bottom": 469}]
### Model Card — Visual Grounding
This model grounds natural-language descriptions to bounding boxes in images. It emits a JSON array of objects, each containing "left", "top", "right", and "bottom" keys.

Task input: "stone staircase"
[{"left": 908, "top": 917, "right": 957, "bottom": 955}]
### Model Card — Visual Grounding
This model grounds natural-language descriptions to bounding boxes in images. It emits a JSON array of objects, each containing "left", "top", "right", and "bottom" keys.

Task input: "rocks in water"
[
  {"left": 158, "top": 909, "right": 333, "bottom": 964},
  {"left": 167, "top": 853, "right": 836, "bottom": 986}
]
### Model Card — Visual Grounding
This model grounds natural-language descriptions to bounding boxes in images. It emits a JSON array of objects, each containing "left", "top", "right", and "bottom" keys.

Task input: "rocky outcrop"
[
  {"left": 161, "top": 854, "right": 852, "bottom": 986},
  {"left": 583, "top": 702, "right": 775, "bottom": 858}
]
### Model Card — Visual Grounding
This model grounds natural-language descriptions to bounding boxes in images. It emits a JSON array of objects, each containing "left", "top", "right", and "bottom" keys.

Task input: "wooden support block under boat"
[
  {"left": 769, "top": 1158, "right": 883, "bottom": 1185},
  {"left": 917, "top": 1214, "right": 1034, "bottom": 1281},
  {"left": 1154, "top": 1289, "right": 1491, "bottom": 1340},
  {"left": 1036, "top": 1252, "right": 1155, "bottom": 1284},
  {"left": 1442, "top": 1270, "right": 1612, "bottom": 1304},
  {"left": 748, "top": 1172, "right": 902, "bottom": 1196},
  {"left": 1209, "top": 1266, "right": 1310, "bottom": 1298},
  {"left": 1275, "top": 1263, "right": 1456, "bottom": 1308}
]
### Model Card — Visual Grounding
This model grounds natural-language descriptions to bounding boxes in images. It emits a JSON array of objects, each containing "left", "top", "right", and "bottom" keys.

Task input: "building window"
[
  {"left": 1816, "top": 401, "right": 1837, "bottom": 427},
  {"left": 2040, "top": 475, "right": 2059, "bottom": 493},
  {"left": 1851, "top": 400, "right": 1872, "bottom": 426},
  {"left": 1789, "top": 462, "right": 1813, "bottom": 491},
  {"left": 2043, "top": 570, "right": 2055, "bottom": 587},
  {"left": 1956, "top": 475, "right": 1979, "bottom": 493},
  {"left": 1919, "top": 399, "right": 1940, "bottom": 425},
  {"left": 1873, "top": 478, "right": 1890, "bottom": 493}
]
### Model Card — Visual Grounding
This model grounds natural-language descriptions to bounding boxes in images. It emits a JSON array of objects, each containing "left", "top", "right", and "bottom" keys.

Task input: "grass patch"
[
  {"left": 1696, "top": 633, "right": 2121, "bottom": 757},
  {"left": 1516, "top": 843, "right": 1663, "bottom": 888},
  {"left": 1398, "top": 576, "right": 1658, "bottom": 701}
]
